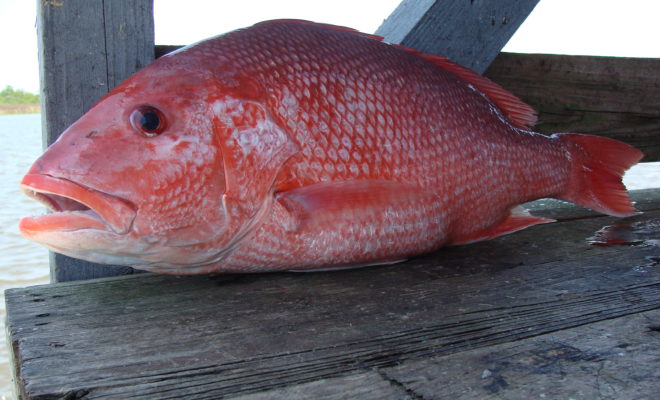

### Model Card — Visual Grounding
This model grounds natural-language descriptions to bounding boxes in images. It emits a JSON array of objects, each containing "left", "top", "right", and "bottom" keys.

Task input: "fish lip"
[{"left": 19, "top": 174, "right": 137, "bottom": 235}]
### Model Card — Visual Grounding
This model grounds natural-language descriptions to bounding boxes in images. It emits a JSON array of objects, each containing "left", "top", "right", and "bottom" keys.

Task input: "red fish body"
[{"left": 19, "top": 20, "right": 643, "bottom": 274}]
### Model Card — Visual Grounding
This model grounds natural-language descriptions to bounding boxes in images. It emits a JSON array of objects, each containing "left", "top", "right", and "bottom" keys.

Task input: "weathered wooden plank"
[
  {"left": 228, "top": 371, "right": 413, "bottom": 400},
  {"left": 375, "top": 0, "right": 540, "bottom": 73},
  {"left": 103, "top": 0, "right": 155, "bottom": 90},
  {"left": 485, "top": 53, "right": 660, "bottom": 162},
  {"left": 6, "top": 189, "right": 659, "bottom": 399},
  {"left": 154, "top": 45, "right": 182, "bottom": 59},
  {"left": 224, "top": 311, "right": 660, "bottom": 400},
  {"left": 381, "top": 310, "right": 660, "bottom": 400},
  {"left": 38, "top": 0, "right": 106, "bottom": 146},
  {"left": 37, "top": 0, "right": 154, "bottom": 282}
]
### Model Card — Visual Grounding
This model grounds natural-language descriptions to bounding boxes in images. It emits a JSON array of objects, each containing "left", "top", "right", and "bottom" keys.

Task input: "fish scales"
[
  {"left": 194, "top": 21, "right": 567, "bottom": 271},
  {"left": 19, "top": 20, "right": 643, "bottom": 274}
]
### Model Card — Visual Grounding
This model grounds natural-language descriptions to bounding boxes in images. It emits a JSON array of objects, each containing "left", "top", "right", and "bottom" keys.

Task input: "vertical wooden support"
[
  {"left": 376, "top": 0, "right": 540, "bottom": 73},
  {"left": 37, "top": 0, "right": 154, "bottom": 282}
]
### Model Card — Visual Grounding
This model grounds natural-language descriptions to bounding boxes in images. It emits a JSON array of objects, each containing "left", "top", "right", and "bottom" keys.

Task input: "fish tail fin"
[{"left": 556, "top": 133, "right": 644, "bottom": 216}]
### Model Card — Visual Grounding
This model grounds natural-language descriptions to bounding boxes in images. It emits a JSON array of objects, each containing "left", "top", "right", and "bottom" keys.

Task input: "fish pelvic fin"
[{"left": 556, "top": 133, "right": 644, "bottom": 217}]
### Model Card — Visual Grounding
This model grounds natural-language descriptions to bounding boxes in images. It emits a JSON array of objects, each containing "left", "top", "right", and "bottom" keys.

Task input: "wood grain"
[
  {"left": 485, "top": 53, "right": 660, "bottom": 162},
  {"left": 382, "top": 310, "right": 660, "bottom": 400},
  {"left": 6, "top": 189, "right": 659, "bottom": 399}
]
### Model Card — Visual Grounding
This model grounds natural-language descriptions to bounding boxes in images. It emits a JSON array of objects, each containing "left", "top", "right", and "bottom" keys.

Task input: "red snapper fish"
[{"left": 20, "top": 20, "right": 643, "bottom": 274}]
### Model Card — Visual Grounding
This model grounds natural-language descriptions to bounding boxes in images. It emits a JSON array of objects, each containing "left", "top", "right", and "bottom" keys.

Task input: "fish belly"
[{"left": 220, "top": 179, "right": 451, "bottom": 272}]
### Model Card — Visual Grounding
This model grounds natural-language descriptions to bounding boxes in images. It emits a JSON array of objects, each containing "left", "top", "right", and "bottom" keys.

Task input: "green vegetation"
[
  {"left": 0, "top": 86, "right": 40, "bottom": 114},
  {"left": 0, "top": 86, "right": 39, "bottom": 105}
]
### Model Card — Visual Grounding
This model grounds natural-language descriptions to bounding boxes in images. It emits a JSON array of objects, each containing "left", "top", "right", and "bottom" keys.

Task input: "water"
[
  {"left": 588, "top": 220, "right": 660, "bottom": 247},
  {"left": 0, "top": 114, "right": 50, "bottom": 399},
  {"left": 0, "top": 114, "right": 657, "bottom": 398}
]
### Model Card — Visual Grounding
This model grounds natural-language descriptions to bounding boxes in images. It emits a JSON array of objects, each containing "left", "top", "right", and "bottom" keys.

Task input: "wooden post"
[
  {"left": 376, "top": 0, "right": 540, "bottom": 73},
  {"left": 37, "top": 0, "right": 154, "bottom": 282}
]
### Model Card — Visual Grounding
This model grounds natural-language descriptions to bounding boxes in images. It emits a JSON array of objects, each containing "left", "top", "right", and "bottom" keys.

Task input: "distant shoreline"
[{"left": 0, "top": 104, "right": 40, "bottom": 115}]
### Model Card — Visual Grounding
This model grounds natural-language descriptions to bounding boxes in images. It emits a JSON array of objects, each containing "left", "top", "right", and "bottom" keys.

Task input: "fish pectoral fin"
[
  {"left": 275, "top": 179, "right": 431, "bottom": 232},
  {"left": 452, "top": 206, "right": 555, "bottom": 245}
]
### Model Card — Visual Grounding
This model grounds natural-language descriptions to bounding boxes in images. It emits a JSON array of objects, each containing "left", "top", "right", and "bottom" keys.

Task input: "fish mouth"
[{"left": 19, "top": 174, "right": 137, "bottom": 236}]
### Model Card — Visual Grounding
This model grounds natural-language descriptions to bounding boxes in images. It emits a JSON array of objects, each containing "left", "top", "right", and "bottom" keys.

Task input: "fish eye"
[{"left": 130, "top": 106, "right": 167, "bottom": 137}]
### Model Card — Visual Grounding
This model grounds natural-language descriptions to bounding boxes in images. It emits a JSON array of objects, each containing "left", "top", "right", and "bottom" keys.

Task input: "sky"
[{"left": 0, "top": 0, "right": 659, "bottom": 94}]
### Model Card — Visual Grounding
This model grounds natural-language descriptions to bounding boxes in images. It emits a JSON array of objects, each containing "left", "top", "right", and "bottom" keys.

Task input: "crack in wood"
[{"left": 376, "top": 369, "right": 427, "bottom": 400}]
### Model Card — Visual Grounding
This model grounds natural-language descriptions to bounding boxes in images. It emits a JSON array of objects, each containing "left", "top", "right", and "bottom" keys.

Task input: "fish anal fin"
[{"left": 452, "top": 207, "right": 555, "bottom": 245}]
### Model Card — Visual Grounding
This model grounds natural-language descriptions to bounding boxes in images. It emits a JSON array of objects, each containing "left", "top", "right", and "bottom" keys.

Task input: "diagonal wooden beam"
[{"left": 376, "top": 0, "right": 540, "bottom": 73}]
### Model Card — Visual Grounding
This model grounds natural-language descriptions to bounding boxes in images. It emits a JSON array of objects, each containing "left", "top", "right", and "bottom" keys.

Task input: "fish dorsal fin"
[
  {"left": 255, "top": 19, "right": 385, "bottom": 41},
  {"left": 393, "top": 45, "right": 538, "bottom": 130},
  {"left": 258, "top": 20, "right": 536, "bottom": 129}
]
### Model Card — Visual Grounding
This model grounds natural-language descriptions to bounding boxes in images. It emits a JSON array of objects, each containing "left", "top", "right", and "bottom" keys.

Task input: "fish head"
[{"left": 18, "top": 64, "right": 244, "bottom": 273}]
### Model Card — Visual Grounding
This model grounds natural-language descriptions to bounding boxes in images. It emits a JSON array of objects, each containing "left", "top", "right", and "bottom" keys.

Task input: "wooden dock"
[{"left": 6, "top": 189, "right": 660, "bottom": 399}]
